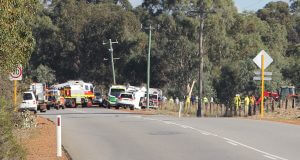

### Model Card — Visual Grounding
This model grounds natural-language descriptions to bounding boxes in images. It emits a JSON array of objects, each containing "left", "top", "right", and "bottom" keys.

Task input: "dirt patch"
[
  {"left": 18, "top": 116, "right": 69, "bottom": 160},
  {"left": 246, "top": 108, "right": 300, "bottom": 125}
]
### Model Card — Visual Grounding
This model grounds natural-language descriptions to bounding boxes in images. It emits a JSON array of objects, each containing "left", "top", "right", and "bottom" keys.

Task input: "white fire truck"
[{"left": 52, "top": 80, "right": 94, "bottom": 107}]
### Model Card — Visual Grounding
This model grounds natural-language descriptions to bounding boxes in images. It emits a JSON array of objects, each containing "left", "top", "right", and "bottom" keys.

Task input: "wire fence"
[{"left": 159, "top": 97, "right": 300, "bottom": 117}]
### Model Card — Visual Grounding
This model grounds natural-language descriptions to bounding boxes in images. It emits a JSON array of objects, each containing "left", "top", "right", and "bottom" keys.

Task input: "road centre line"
[{"left": 135, "top": 116, "right": 288, "bottom": 160}]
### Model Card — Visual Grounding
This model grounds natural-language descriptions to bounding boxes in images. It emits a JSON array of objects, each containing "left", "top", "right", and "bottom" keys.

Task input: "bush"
[
  {"left": 0, "top": 74, "right": 25, "bottom": 159},
  {"left": 0, "top": 98, "right": 25, "bottom": 160}
]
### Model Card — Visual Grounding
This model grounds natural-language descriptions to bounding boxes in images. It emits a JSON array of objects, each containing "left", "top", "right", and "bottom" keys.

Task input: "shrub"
[{"left": 0, "top": 98, "right": 25, "bottom": 160}]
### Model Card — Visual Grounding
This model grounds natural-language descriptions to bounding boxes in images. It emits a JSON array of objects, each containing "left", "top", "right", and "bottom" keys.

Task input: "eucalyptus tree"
[{"left": 0, "top": 0, "right": 39, "bottom": 73}]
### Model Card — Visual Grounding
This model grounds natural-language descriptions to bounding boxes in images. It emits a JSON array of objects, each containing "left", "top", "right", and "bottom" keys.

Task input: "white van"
[{"left": 19, "top": 91, "right": 38, "bottom": 113}]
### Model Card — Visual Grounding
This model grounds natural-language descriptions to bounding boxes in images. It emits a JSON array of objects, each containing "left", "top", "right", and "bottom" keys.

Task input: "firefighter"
[
  {"left": 59, "top": 96, "right": 65, "bottom": 109},
  {"left": 234, "top": 94, "right": 241, "bottom": 116},
  {"left": 250, "top": 95, "right": 255, "bottom": 116},
  {"left": 244, "top": 95, "right": 250, "bottom": 117}
]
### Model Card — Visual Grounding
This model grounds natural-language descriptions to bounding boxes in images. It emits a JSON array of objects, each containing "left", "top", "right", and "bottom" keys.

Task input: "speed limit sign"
[{"left": 9, "top": 65, "right": 23, "bottom": 81}]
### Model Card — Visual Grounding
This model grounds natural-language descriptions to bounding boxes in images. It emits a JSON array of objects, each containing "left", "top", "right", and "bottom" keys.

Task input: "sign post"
[
  {"left": 253, "top": 50, "right": 273, "bottom": 118},
  {"left": 9, "top": 65, "right": 23, "bottom": 111},
  {"left": 261, "top": 54, "right": 265, "bottom": 118}
]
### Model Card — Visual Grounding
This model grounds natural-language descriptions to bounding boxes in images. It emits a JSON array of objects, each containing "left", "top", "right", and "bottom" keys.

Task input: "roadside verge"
[{"left": 19, "top": 116, "right": 69, "bottom": 160}]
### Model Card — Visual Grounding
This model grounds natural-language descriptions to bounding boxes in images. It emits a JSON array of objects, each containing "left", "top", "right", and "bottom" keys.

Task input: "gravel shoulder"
[{"left": 18, "top": 116, "right": 69, "bottom": 160}]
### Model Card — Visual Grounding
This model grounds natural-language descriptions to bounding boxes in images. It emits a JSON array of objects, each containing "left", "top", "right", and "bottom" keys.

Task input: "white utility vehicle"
[
  {"left": 19, "top": 91, "right": 38, "bottom": 113},
  {"left": 116, "top": 92, "right": 135, "bottom": 110}
]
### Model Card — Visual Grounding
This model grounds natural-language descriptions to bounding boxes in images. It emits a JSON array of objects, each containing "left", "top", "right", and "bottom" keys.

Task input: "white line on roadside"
[
  {"left": 264, "top": 155, "right": 277, "bottom": 160},
  {"left": 201, "top": 132, "right": 210, "bottom": 135},
  {"left": 226, "top": 141, "right": 238, "bottom": 146},
  {"left": 130, "top": 115, "right": 142, "bottom": 118},
  {"left": 222, "top": 137, "right": 287, "bottom": 160},
  {"left": 139, "top": 116, "right": 288, "bottom": 160}
]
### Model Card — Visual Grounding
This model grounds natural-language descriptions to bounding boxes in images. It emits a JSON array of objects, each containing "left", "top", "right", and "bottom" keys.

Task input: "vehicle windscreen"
[
  {"left": 121, "top": 94, "right": 133, "bottom": 99},
  {"left": 150, "top": 94, "right": 158, "bottom": 99},
  {"left": 95, "top": 92, "right": 101, "bottom": 97},
  {"left": 23, "top": 93, "right": 33, "bottom": 100},
  {"left": 110, "top": 89, "right": 125, "bottom": 97}
]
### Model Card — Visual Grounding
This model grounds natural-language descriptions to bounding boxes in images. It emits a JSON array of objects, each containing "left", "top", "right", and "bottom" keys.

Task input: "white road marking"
[
  {"left": 130, "top": 115, "right": 142, "bottom": 118},
  {"left": 180, "top": 125, "right": 190, "bottom": 129},
  {"left": 140, "top": 116, "right": 288, "bottom": 160},
  {"left": 201, "top": 132, "right": 211, "bottom": 135},
  {"left": 222, "top": 137, "right": 287, "bottom": 160},
  {"left": 164, "top": 121, "right": 172, "bottom": 124},
  {"left": 227, "top": 141, "right": 238, "bottom": 146},
  {"left": 264, "top": 155, "right": 277, "bottom": 160}
]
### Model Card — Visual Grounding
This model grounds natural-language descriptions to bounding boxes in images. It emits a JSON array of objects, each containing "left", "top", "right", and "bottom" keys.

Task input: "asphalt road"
[{"left": 40, "top": 108, "right": 300, "bottom": 160}]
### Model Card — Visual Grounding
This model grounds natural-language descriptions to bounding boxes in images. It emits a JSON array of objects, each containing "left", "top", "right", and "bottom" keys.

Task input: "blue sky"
[{"left": 129, "top": 0, "right": 291, "bottom": 12}]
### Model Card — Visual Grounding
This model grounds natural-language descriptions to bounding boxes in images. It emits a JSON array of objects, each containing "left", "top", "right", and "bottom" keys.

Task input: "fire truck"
[
  {"left": 30, "top": 83, "right": 65, "bottom": 112},
  {"left": 52, "top": 80, "right": 94, "bottom": 108},
  {"left": 256, "top": 86, "right": 299, "bottom": 105}
]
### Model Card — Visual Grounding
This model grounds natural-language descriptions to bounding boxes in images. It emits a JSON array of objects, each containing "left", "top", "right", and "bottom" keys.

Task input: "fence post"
[
  {"left": 271, "top": 99, "right": 274, "bottom": 112},
  {"left": 179, "top": 102, "right": 182, "bottom": 118},
  {"left": 216, "top": 103, "right": 218, "bottom": 117}
]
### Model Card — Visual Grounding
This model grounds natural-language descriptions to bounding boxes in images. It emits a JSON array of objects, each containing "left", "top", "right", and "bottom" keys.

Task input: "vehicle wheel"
[
  {"left": 47, "top": 105, "right": 50, "bottom": 110},
  {"left": 103, "top": 101, "right": 108, "bottom": 108},
  {"left": 72, "top": 101, "right": 76, "bottom": 108},
  {"left": 34, "top": 110, "right": 37, "bottom": 114},
  {"left": 115, "top": 106, "right": 119, "bottom": 110},
  {"left": 130, "top": 106, "right": 134, "bottom": 110},
  {"left": 107, "top": 104, "right": 111, "bottom": 109}
]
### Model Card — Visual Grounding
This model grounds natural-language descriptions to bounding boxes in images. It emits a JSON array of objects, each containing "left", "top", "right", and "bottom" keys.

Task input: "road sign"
[
  {"left": 9, "top": 65, "right": 22, "bottom": 81},
  {"left": 254, "top": 71, "right": 272, "bottom": 76},
  {"left": 253, "top": 77, "right": 272, "bottom": 81},
  {"left": 253, "top": 50, "right": 273, "bottom": 69}
]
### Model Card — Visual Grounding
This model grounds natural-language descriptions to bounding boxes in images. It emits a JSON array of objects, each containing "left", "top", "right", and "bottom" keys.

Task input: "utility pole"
[
  {"left": 142, "top": 24, "right": 154, "bottom": 109},
  {"left": 103, "top": 39, "right": 118, "bottom": 84},
  {"left": 197, "top": 14, "right": 204, "bottom": 117},
  {"left": 147, "top": 25, "right": 152, "bottom": 109},
  {"left": 188, "top": 7, "right": 216, "bottom": 117}
]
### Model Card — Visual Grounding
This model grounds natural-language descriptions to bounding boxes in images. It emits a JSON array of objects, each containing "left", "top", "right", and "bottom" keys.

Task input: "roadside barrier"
[{"left": 57, "top": 115, "right": 62, "bottom": 157}]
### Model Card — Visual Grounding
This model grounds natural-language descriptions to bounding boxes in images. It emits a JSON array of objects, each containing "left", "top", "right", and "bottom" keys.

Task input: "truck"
[
  {"left": 126, "top": 86, "right": 146, "bottom": 110},
  {"left": 46, "top": 88, "right": 65, "bottom": 110},
  {"left": 141, "top": 88, "right": 162, "bottom": 109},
  {"left": 30, "top": 83, "right": 65, "bottom": 111},
  {"left": 30, "top": 83, "right": 47, "bottom": 112},
  {"left": 53, "top": 80, "right": 94, "bottom": 108},
  {"left": 256, "top": 86, "right": 299, "bottom": 105}
]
